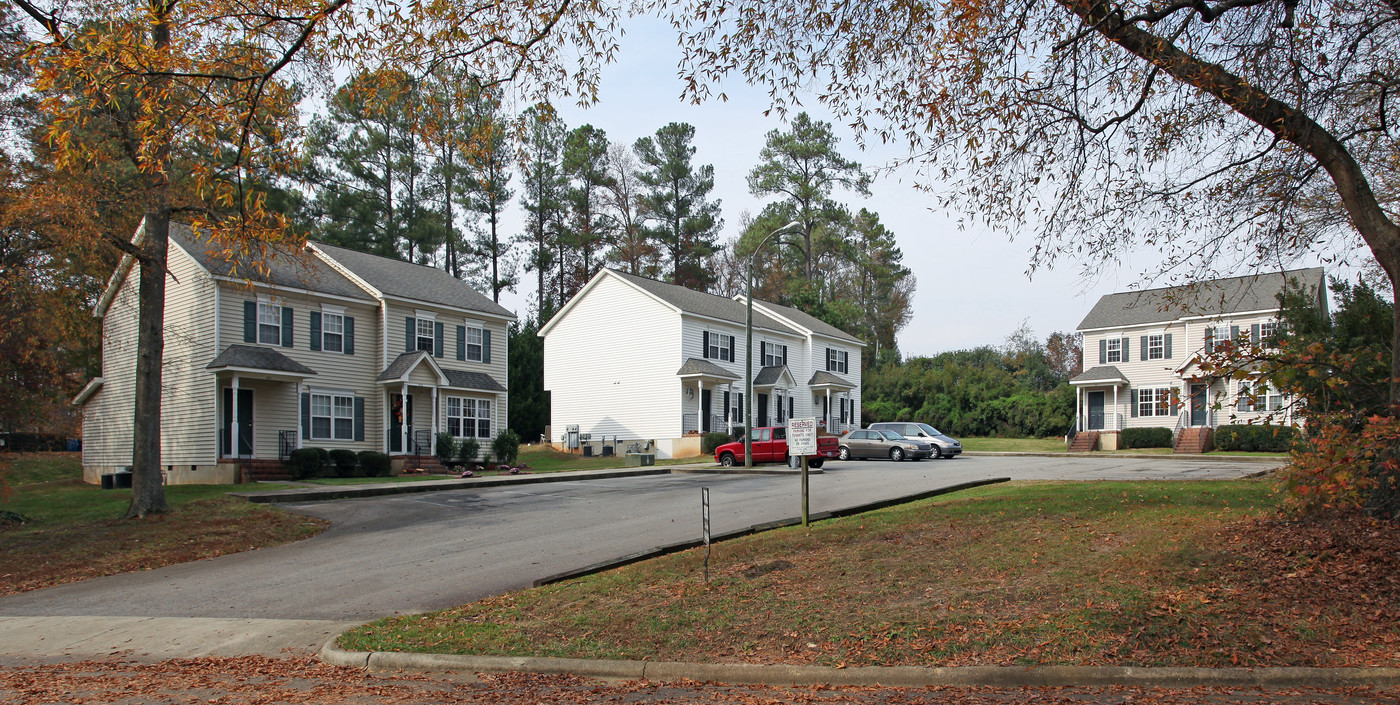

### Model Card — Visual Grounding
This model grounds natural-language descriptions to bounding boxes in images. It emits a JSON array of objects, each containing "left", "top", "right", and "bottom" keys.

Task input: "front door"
[
  {"left": 1190, "top": 384, "right": 1208, "bottom": 426},
  {"left": 1086, "top": 391, "right": 1105, "bottom": 431},
  {"left": 389, "top": 393, "right": 414, "bottom": 453},
  {"left": 757, "top": 393, "right": 769, "bottom": 427},
  {"left": 221, "top": 388, "right": 253, "bottom": 457},
  {"left": 701, "top": 389, "right": 712, "bottom": 432}
]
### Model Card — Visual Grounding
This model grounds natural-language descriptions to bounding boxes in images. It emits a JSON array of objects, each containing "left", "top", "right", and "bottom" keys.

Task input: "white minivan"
[{"left": 868, "top": 422, "right": 963, "bottom": 459}]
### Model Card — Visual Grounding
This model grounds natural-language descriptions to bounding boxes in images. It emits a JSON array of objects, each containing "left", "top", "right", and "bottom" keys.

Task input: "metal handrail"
[{"left": 278, "top": 430, "right": 296, "bottom": 461}]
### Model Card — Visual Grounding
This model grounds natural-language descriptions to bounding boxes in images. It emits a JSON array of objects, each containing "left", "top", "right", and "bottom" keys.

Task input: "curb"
[
  {"left": 963, "top": 451, "right": 1285, "bottom": 463},
  {"left": 319, "top": 641, "right": 1400, "bottom": 687},
  {"left": 530, "top": 478, "right": 1009, "bottom": 587},
  {"left": 233, "top": 467, "right": 675, "bottom": 504}
]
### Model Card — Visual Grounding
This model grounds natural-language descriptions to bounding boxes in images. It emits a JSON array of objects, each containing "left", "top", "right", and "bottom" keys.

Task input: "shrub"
[
  {"left": 1284, "top": 416, "right": 1400, "bottom": 519},
  {"left": 702, "top": 432, "right": 731, "bottom": 454},
  {"left": 1215, "top": 424, "right": 1297, "bottom": 452},
  {"left": 435, "top": 432, "right": 457, "bottom": 464},
  {"left": 457, "top": 436, "right": 481, "bottom": 463},
  {"left": 328, "top": 449, "right": 359, "bottom": 477},
  {"left": 492, "top": 429, "right": 521, "bottom": 465},
  {"left": 357, "top": 450, "right": 391, "bottom": 477},
  {"left": 1121, "top": 427, "right": 1173, "bottom": 449},
  {"left": 287, "top": 447, "right": 328, "bottom": 480}
]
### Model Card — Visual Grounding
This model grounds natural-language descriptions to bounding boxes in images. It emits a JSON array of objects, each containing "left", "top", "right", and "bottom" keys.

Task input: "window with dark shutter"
[
  {"left": 344, "top": 317, "right": 355, "bottom": 355},
  {"left": 702, "top": 331, "right": 710, "bottom": 359},
  {"left": 310, "top": 312, "right": 322, "bottom": 351}
]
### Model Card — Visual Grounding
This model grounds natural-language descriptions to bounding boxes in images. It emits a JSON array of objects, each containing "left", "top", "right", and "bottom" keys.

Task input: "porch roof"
[
  {"left": 754, "top": 365, "right": 796, "bottom": 388},
  {"left": 806, "top": 370, "right": 855, "bottom": 390},
  {"left": 206, "top": 344, "right": 317, "bottom": 380},
  {"left": 675, "top": 357, "right": 741, "bottom": 381},
  {"left": 443, "top": 369, "right": 506, "bottom": 393},
  {"left": 377, "top": 350, "right": 449, "bottom": 386},
  {"left": 1069, "top": 365, "right": 1128, "bottom": 386}
]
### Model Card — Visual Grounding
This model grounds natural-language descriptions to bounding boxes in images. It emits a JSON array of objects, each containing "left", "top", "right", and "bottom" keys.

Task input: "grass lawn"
[
  {"left": 961, "top": 437, "right": 1286, "bottom": 458},
  {"left": 0, "top": 452, "right": 327, "bottom": 597},
  {"left": 340, "top": 478, "right": 1400, "bottom": 669}
]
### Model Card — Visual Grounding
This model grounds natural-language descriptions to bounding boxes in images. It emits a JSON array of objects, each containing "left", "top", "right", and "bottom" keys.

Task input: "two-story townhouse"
[
  {"left": 1069, "top": 267, "right": 1325, "bottom": 451},
  {"left": 74, "top": 222, "right": 512, "bottom": 484},
  {"left": 539, "top": 269, "right": 864, "bottom": 459}
]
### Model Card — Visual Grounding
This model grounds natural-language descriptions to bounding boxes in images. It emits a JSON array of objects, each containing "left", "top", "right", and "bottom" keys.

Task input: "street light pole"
[{"left": 744, "top": 220, "right": 802, "bottom": 468}]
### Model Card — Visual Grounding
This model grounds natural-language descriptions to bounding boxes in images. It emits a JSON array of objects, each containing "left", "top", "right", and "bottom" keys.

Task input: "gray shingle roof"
[
  {"left": 752, "top": 299, "right": 864, "bottom": 344},
  {"left": 608, "top": 270, "right": 797, "bottom": 334},
  {"left": 676, "top": 357, "right": 741, "bottom": 379},
  {"left": 1078, "top": 268, "right": 1325, "bottom": 330},
  {"left": 172, "top": 224, "right": 374, "bottom": 302},
  {"left": 377, "top": 351, "right": 433, "bottom": 381},
  {"left": 807, "top": 370, "right": 855, "bottom": 388},
  {"left": 1069, "top": 365, "right": 1128, "bottom": 385},
  {"left": 443, "top": 369, "right": 506, "bottom": 392},
  {"left": 753, "top": 365, "right": 792, "bottom": 386},
  {"left": 206, "top": 344, "right": 317, "bottom": 376},
  {"left": 314, "top": 242, "right": 514, "bottom": 319}
]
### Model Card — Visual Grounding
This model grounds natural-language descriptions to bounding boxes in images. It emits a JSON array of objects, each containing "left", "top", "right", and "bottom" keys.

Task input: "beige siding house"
[
  {"left": 540, "top": 269, "right": 864, "bottom": 459},
  {"left": 1070, "top": 268, "right": 1325, "bottom": 451},
  {"left": 75, "top": 222, "right": 513, "bottom": 484}
]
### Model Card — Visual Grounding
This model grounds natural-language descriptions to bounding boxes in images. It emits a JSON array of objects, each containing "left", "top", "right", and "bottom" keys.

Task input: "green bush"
[
  {"left": 1215, "top": 424, "right": 1297, "bottom": 452},
  {"left": 1121, "top": 427, "right": 1173, "bottom": 448},
  {"left": 328, "top": 449, "right": 359, "bottom": 477},
  {"left": 492, "top": 429, "right": 521, "bottom": 465},
  {"left": 288, "top": 447, "right": 328, "bottom": 480},
  {"left": 457, "top": 436, "right": 481, "bottom": 463},
  {"left": 357, "top": 450, "right": 392, "bottom": 477},
  {"left": 435, "top": 432, "right": 457, "bottom": 464},
  {"left": 702, "top": 432, "right": 731, "bottom": 454}
]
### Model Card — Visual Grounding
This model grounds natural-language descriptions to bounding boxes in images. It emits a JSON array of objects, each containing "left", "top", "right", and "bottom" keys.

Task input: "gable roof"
[
  {"left": 604, "top": 269, "right": 796, "bottom": 333},
  {"left": 676, "top": 357, "right": 742, "bottom": 380},
  {"left": 377, "top": 350, "right": 448, "bottom": 385},
  {"left": 206, "top": 344, "right": 317, "bottom": 376},
  {"left": 171, "top": 224, "right": 374, "bottom": 302},
  {"left": 1069, "top": 365, "right": 1129, "bottom": 386},
  {"left": 753, "top": 365, "right": 796, "bottom": 387},
  {"left": 1078, "top": 268, "right": 1325, "bottom": 331},
  {"left": 443, "top": 369, "right": 507, "bottom": 392},
  {"left": 312, "top": 242, "right": 514, "bottom": 320},
  {"left": 749, "top": 299, "right": 865, "bottom": 345}
]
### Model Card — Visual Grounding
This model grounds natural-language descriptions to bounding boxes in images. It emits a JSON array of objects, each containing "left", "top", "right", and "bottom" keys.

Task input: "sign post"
[
  {"left": 701, "top": 487, "right": 711, "bottom": 582},
  {"left": 788, "top": 417, "right": 817, "bottom": 527}
]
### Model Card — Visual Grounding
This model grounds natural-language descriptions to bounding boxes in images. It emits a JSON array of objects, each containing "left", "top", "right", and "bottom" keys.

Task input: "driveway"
[{"left": 0, "top": 455, "right": 1275, "bottom": 660}]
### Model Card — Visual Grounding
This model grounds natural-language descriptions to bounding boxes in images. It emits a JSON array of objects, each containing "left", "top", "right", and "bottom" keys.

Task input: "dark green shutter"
[
  {"left": 1205, "top": 328, "right": 1215, "bottom": 354},
  {"left": 1170, "top": 387, "right": 1181, "bottom": 414},
  {"left": 354, "top": 397, "right": 365, "bottom": 441},
  {"left": 434, "top": 322, "right": 444, "bottom": 358},
  {"left": 1231, "top": 325, "right": 1240, "bottom": 344},
  {"left": 301, "top": 393, "right": 310, "bottom": 440},
  {"left": 1251, "top": 323, "right": 1260, "bottom": 345},
  {"left": 702, "top": 331, "right": 710, "bottom": 359},
  {"left": 244, "top": 301, "right": 256, "bottom": 343},
  {"left": 825, "top": 347, "right": 832, "bottom": 371},
  {"left": 482, "top": 330, "right": 491, "bottom": 364},
  {"left": 1130, "top": 389, "right": 1138, "bottom": 417},
  {"left": 728, "top": 337, "right": 735, "bottom": 361},
  {"left": 310, "top": 312, "right": 322, "bottom": 351},
  {"left": 344, "top": 317, "right": 355, "bottom": 355},
  {"left": 782, "top": 345, "right": 788, "bottom": 367},
  {"left": 1140, "top": 336, "right": 1148, "bottom": 360},
  {"left": 1120, "top": 337, "right": 1130, "bottom": 362},
  {"left": 281, "top": 307, "right": 293, "bottom": 347},
  {"left": 456, "top": 326, "right": 466, "bottom": 361},
  {"left": 1164, "top": 333, "right": 1172, "bottom": 359},
  {"left": 1099, "top": 339, "right": 1106, "bottom": 364},
  {"left": 405, "top": 317, "right": 415, "bottom": 352}
]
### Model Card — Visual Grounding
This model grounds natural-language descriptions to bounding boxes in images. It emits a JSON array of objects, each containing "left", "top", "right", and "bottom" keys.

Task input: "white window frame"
[
  {"left": 1237, "top": 380, "right": 1257, "bottom": 412},
  {"left": 708, "top": 332, "right": 733, "bottom": 362},
  {"left": 1138, "top": 387, "right": 1171, "bottom": 417},
  {"left": 1106, "top": 337, "right": 1122, "bottom": 363},
  {"left": 762, "top": 341, "right": 784, "bottom": 368},
  {"left": 465, "top": 324, "right": 484, "bottom": 362},
  {"left": 311, "top": 391, "right": 354, "bottom": 441},
  {"left": 322, "top": 310, "right": 344, "bottom": 353},
  {"left": 416, "top": 317, "right": 435, "bottom": 353},
  {"left": 1260, "top": 320, "right": 1279, "bottom": 347},
  {"left": 1147, "top": 334, "right": 1165, "bottom": 360},
  {"left": 827, "top": 348, "right": 848, "bottom": 374},
  {"left": 257, "top": 299, "right": 281, "bottom": 345},
  {"left": 446, "top": 396, "right": 493, "bottom": 439}
]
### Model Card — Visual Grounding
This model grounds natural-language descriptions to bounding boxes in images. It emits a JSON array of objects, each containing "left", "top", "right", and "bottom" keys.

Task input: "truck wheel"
[
  {"left": 889, "top": 447, "right": 905, "bottom": 462},
  {"left": 808, "top": 459, "right": 824, "bottom": 469},
  {"left": 719, "top": 452, "right": 736, "bottom": 467}
]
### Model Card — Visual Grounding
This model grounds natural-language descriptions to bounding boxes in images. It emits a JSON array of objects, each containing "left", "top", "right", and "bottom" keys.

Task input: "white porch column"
[
  {"left": 697, "top": 379, "right": 705, "bottom": 432},
  {"left": 1076, "top": 386, "right": 1083, "bottom": 432},
  {"left": 230, "top": 374, "right": 241, "bottom": 458},
  {"left": 401, "top": 382, "right": 409, "bottom": 455},
  {"left": 383, "top": 389, "right": 390, "bottom": 453},
  {"left": 825, "top": 388, "right": 832, "bottom": 429},
  {"left": 1113, "top": 385, "right": 1120, "bottom": 431}
]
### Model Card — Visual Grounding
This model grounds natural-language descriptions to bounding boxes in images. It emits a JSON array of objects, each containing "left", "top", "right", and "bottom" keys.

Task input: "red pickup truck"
[{"left": 713, "top": 426, "right": 840, "bottom": 468}]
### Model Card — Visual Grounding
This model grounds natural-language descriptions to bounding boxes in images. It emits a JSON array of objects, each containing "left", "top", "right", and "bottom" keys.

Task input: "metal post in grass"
[{"left": 701, "top": 487, "right": 711, "bottom": 582}]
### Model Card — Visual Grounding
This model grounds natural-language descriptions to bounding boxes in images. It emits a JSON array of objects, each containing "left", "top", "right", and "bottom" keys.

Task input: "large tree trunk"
[{"left": 127, "top": 210, "right": 171, "bottom": 518}]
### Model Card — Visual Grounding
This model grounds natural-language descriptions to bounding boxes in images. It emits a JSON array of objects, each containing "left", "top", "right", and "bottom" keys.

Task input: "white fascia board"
[
  {"left": 746, "top": 299, "right": 867, "bottom": 347},
  {"left": 94, "top": 218, "right": 149, "bottom": 318},
  {"left": 71, "top": 377, "right": 105, "bottom": 406},
  {"left": 308, "top": 244, "right": 384, "bottom": 300},
  {"left": 209, "top": 275, "right": 374, "bottom": 307},
  {"left": 380, "top": 293, "right": 516, "bottom": 323},
  {"left": 683, "top": 311, "right": 800, "bottom": 340},
  {"left": 1079, "top": 308, "right": 1282, "bottom": 334}
]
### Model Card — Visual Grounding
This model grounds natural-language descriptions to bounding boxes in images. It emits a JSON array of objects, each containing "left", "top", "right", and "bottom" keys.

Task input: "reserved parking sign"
[{"left": 788, "top": 416, "right": 817, "bottom": 455}]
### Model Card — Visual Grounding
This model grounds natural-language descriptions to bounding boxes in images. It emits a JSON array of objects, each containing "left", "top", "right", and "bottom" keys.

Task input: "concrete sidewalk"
[{"left": 0, "top": 616, "right": 357, "bottom": 664}]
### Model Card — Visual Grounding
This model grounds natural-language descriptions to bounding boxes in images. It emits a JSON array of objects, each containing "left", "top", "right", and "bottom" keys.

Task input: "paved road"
[{"left": 0, "top": 455, "right": 1274, "bottom": 660}]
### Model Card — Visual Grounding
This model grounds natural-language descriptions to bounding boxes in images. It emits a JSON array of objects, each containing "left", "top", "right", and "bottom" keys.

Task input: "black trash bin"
[
  {"left": 113, "top": 471, "right": 132, "bottom": 488},
  {"left": 100, "top": 474, "right": 114, "bottom": 490},
  {"left": 582, "top": 444, "right": 593, "bottom": 457}
]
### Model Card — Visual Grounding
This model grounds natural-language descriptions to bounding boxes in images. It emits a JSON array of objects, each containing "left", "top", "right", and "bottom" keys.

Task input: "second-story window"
[
  {"left": 257, "top": 302, "right": 281, "bottom": 345},
  {"left": 322, "top": 312, "right": 343, "bottom": 353},
  {"left": 1260, "top": 320, "right": 1279, "bottom": 346},
  {"left": 827, "top": 348, "right": 848, "bottom": 373},
  {"left": 707, "top": 332, "right": 733, "bottom": 361},
  {"left": 1106, "top": 337, "right": 1123, "bottom": 363},
  {"left": 416, "top": 318, "right": 435, "bottom": 353},
  {"left": 1147, "top": 334, "right": 1164, "bottom": 360},
  {"left": 763, "top": 341, "right": 785, "bottom": 367},
  {"left": 465, "top": 326, "right": 484, "bottom": 362}
]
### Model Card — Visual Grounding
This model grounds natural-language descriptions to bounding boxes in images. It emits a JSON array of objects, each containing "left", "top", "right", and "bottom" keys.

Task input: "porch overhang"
[
  {"left": 806, "top": 370, "right": 854, "bottom": 391},
  {"left": 442, "top": 368, "right": 507, "bottom": 394},
  {"left": 753, "top": 365, "right": 797, "bottom": 389},
  {"left": 206, "top": 344, "right": 317, "bottom": 383},
  {"left": 1069, "top": 365, "right": 1128, "bottom": 387},
  {"left": 676, "top": 357, "right": 742, "bottom": 385},
  {"left": 377, "top": 350, "right": 450, "bottom": 386}
]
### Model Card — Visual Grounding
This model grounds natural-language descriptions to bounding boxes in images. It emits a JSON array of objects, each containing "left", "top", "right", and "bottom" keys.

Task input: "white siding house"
[
  {"left": 75, "top": 222, "right": 512, "bottom": 484},
  {"left": 540, "top": 269, "right": 865, "bottom": 459},
  {"left": 1071, "top": 268, "right": 1325, "bottom": 450}
]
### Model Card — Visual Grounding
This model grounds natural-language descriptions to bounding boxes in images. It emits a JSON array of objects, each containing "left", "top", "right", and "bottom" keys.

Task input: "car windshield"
[
  {"left": 917, "top": 423, "right": 943, "bottom": 436},
  {"left": 878, "top": 429, "right": 905, "bottom": 440}
]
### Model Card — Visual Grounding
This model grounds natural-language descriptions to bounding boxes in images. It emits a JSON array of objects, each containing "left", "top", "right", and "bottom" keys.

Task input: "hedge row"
[
  {"left": 1120, "top": 427, "right": 1173, "bottom": 448},
  {"left": 1215, "top": 424, "right": 1296, "bottom": 452},
  {"left": 287, "top": 448, "right": 392, "bottom": 479}
]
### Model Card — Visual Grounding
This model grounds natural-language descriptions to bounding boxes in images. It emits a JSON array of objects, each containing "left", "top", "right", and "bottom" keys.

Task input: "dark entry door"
[
  {"left": 1190, "top": 384, "right": 1207, "bottom": 426},
  {"left": 1086, "top": 391, "right": 1105, "bottom": 430},
  {"left": 701, "top": 389, "right": 712, "bottom": 432},
  {"left": 389, "top": 393, "right": 413, "bottom": 453},
  {"left": 221, "top": 388, "right": 253, "bottom": 457},
  {"left": 757, "top": 393, "right": 769, "bottom": 427}
]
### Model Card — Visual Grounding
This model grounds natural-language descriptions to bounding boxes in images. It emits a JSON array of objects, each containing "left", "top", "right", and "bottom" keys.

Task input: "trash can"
[
  {"left": 583, "top": 444, "right": 594, "bottom": 457},
  {"left": 113, "top": 471, "right": 132, "bottom": 488},
  {"left": 100, "top": 474, "right": 114, "bottom": 490}
]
